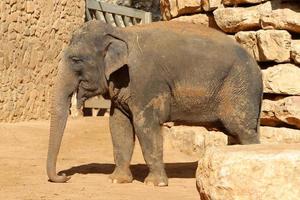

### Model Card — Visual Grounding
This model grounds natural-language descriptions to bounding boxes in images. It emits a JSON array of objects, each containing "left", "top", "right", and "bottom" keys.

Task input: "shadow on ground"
[{"left": 60, "top": 162, "right": 197, "bottom": 182}]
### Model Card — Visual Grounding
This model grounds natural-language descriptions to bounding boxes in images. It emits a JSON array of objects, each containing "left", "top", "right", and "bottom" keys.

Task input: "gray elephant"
[{"left": 47, "top": 20, "right": 263, "bottom": 186}]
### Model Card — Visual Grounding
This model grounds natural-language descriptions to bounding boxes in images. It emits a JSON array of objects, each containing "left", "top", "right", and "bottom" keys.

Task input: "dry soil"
[{"left": 0, "top": 117, "right": 198, "bottom": 200}]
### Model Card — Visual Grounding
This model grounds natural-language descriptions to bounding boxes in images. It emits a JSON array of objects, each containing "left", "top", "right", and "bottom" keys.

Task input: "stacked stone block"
[
  {"left": 160, "top": 0, "right": 300, "bottom": 139},
  {"left": 0, "top": 0, "right": 85, "bottom": 122},
  {"left": 161, "top": 0, "right": 300, "bottom": 198}
]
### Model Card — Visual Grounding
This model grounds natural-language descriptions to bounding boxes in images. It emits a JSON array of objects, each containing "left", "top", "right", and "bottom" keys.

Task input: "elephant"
[{"left": 47, "top": 20, "right": 263, "bottom": 186}]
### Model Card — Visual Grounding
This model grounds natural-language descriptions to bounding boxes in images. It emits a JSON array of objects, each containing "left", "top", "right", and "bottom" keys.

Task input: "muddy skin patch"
[
  {"left": 133, "top": 94, "right": 168, "bottom": 128},
  {"left": 146, "top": 94, "right": 168, "bottom": 113},
  {"left": 135, "top": 110, "right": 146, "bottom": 128}
]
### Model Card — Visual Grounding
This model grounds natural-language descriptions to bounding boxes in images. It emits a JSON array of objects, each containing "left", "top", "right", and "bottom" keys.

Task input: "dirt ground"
[{"left": 0, "top": 117, "right": 199, "bottom": 200}]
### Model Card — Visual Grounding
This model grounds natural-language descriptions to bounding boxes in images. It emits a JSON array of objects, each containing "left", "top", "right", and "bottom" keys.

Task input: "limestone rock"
[
  {"left": 235, "top": 30, "right": 293, "bottom": 62},
  {"left": 26, "top": 1, "right": 34, "bottom": 14},
  {"left": 197, "top": 144, "right": 300, "bottom": 200},
  {"left": 0, "top": 0, "right": 85, "bottom": 122},
  {"left": 213, "top": 1, "right": 271, "bottom": 33},
  {"left": 261, "top": 8, "right": 300, "bottom": 34},
  {"left": 162, "top": 125, "right": 300, "bottom": 156},
  {"left": 162, "top": 126, "right": 227, "bottom": 156},
  {"left": 291, "top": 40, "right": 300, "bottom": 65},
  {"left": 256, "top": 30, "right": 291, "bottom": 62},
  {"left": 171, "top": 13, "right": 219, "bottom": 29},
  {"left": 171, "top": 13, "right": 209, "bottom": 25},
  {"left": 261, "top": 97, "right": 300, "bottom": 129},
  {"left": 201, "top": 0, "right": 222, "bottom": 12},
  {"left": 222, "top": 0, "right": 267, "bottom": 6},
  {"left": 160, "top": 0, "right": 201, "bottom": 20},
  {"left": 260, "top": 126, "right": 300, "bottom": 144},
  {"left": 235, "top": 31, "right": 259, "bottom": 60},
  {"left": 262, "top": 63, "right": 300, "bottom": 95}
]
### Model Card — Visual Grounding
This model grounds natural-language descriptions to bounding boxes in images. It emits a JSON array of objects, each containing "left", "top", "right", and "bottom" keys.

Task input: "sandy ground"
[{"left": 0, "top": 117, "right": 199, "bottom": 200}]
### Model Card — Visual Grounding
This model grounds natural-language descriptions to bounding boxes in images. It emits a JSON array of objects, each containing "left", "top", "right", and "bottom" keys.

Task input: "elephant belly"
[{"left": 169, "top": 86, "right": 219, "bottom": 124}]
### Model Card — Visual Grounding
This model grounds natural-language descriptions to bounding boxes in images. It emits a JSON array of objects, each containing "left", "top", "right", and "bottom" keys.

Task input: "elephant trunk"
[{"left": 47, "top": 61, "right": 78, "bottom": 183}]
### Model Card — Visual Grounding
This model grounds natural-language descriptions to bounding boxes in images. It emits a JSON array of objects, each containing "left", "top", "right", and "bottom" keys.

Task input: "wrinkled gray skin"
[{"left": 47, "top": 21, "right": 263, "bottom": 186}]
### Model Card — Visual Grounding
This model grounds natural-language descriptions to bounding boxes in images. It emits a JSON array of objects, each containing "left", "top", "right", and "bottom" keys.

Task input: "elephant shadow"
[{"left": 59, "top": 162, "right": 198, "bottom": 182}]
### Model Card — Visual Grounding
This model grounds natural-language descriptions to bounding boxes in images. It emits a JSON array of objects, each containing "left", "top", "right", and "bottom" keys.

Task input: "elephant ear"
[{"left": 104, "top": 39, "right": 128, "bottom": 79}]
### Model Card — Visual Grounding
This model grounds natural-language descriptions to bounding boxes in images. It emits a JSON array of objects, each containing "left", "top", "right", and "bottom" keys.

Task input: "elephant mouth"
[
  {"left": 76, "top": 81, "right": 103, "bottom": 109},
  {"left": 79, "top": 80, "right": 98, "bottom": 91}
]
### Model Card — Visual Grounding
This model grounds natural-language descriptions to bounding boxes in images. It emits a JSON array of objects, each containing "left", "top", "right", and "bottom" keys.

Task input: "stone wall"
[
  {"left": 0, "top": 0, "right": 299, "bottom": 127},
  {"left": 161, "top": 0, "right": 300, "bottom": 136},
  {"left": 0, "top": 0, "right": 85, "bottom": 122},
  {"left": 160, "top": 1, "right": 300, "bottom": 198}
]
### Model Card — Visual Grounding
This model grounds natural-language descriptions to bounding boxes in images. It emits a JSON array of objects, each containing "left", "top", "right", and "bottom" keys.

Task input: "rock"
[
  {"left": 171, "top": 13, "right": 209, "bottom": 25},
  {"left": 256, "top": 30, "right": 291, "bottom": 62},
  {"left": 160, "top": 0, "right": 201, "bottom": 20},
  {"left": 26, "top": 1, "right": 34, "bottom": 14},
  {"left": 213, "top": 1, "right": 271, "bottom": 33},
  {"left": 222, "top": 0, "right": 267, "bottom": 6},
  {"left": 197, "top": 144, "right": 300, "bottom": 200},
  {"left": 262, "top": 63, "right": 300, "bottom": 95},
  {"left": 261, "top": 8, "right": 300, "bottom": 34},
  {"left": 235, "top": 30, "right": 293, "bottom": 62},
  {"left": 162, "top": 124, "right": 300, "bottom": 156},
  {"left": 261, "top": 97, "right": 300, "bottom": 129},
  {"left": 162, "top": 126, "right": 227, "bottom": 156},
  {"left": 235, "top": 31, "right": 259, "bottom": 60},
  {"left": 201, "top": 0, "right": 222, "bottom": 12},
  {"left": 260, "top": 126, "right": 300, "bottom": 144},
  {"left": 0, "top": 0, "right": 85, "bottom": 122},
  {"left": 291, "top": 40, "right": 300, "bottom": 65},
  {"left": 171, "top": 13, "right": 219, "bottom": 29}
]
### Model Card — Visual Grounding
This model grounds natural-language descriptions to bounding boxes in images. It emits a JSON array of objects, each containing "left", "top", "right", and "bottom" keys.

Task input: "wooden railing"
[{"left": 86, "top": 0, "right": 152, "bottom": 27}]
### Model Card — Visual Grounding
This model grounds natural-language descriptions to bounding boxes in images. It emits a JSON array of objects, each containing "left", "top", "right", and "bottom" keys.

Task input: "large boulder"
[
  {"left": 262, "top": 63, "right": 300, "bottom": 95},
  {"left": 171, "top": 13, "right": 219, "bottom": 29},
  {"left": 160, "top": 0, "right": 201, "bottom": 20},
  {"left": 261, "top": 8, "right": 300, "bottom": 34},
  {"left": 261, "top": 97, "right": 300, "bottom": 129},
  {"left": 235, "top": 30, "right": 292, "bottom": 62},
  {"left": 213, "top": 2, "right": 271, "bottom": 33},
  {"left": 260, "top": 126, "right": 300, "bottom": 144},
  {"left": 256, "top": 30, "right": 291, "bottom": 63},
  {"left": 235, "top": 31, "right": 259, "bottom": 60},
  {"left": 291, "top": 40, "right": 300, "bottom": 65},
  {"left": 171, "top": 13, "right": 209, "bottom": 25},
  {"left": 162, "top": 126, "right": 227, "bottom": 156},
  {"left": 197, "top": 144, "right": 300, "bottom": 200},
  {"left": 162, "top": 125, "right": 300, "bottom": 156}
]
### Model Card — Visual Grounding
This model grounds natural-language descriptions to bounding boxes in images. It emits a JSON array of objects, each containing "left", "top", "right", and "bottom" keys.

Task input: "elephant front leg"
[
  {"left": 134, "top": 109, "right": 168, "bottom": 187},
  {"left": 109, "top": 105, "right": 135, "bottom": 184}
]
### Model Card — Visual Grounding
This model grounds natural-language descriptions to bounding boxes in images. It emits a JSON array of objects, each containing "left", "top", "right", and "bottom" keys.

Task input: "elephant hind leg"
[
  {"left": 217, "top": 69, "right": 261, "bottom": 145},
  {"left": 224, "top": 124, "right": 260, "bottom": 145},
  {"left": 219, "top": 104, "right": 260, "bottom": 145}
]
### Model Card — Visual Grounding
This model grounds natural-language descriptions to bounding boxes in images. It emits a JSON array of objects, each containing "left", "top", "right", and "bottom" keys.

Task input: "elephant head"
[{"left": 47, "top": 21, "right": 128, "bottom": 183}]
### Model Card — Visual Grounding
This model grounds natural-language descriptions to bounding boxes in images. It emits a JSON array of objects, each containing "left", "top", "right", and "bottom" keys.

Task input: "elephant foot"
[
  {"left": 144, "top": 172, "right": 168, "bottom": 187},
  {"left": 108, "top": 166, "right": 133, "bottom": 184}
]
